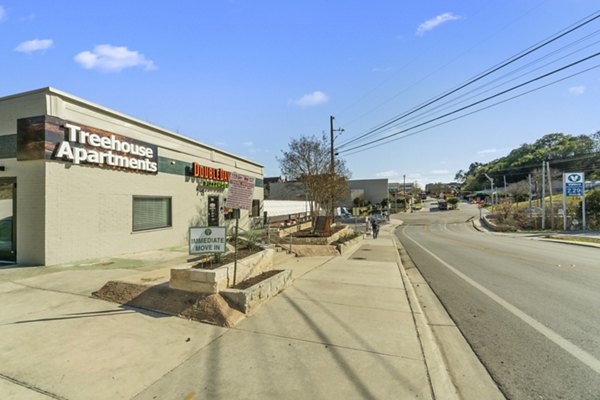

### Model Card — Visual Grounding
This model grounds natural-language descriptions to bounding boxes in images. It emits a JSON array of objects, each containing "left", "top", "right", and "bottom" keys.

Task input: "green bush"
[{"left": 580, "top": 189, "right": 600, "bottom": 229}]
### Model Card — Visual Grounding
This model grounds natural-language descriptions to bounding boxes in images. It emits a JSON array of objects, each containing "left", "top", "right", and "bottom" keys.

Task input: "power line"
[
  {"left": 337, "top": 52, "right": 600, "bottom": 154},
  {"left": 337, "top": 10, "right": 600, "bottom": 150},
  {"left": 377, "top": 32, "right": 600, "bottom": 133},
  {"left": 338, "top": 62, "right": 600, "bottom": 157}
]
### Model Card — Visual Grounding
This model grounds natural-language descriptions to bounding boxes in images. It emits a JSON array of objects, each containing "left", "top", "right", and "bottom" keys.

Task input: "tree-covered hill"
[{"left": 457, "top": 132, "right": 600, "bottom": 191}]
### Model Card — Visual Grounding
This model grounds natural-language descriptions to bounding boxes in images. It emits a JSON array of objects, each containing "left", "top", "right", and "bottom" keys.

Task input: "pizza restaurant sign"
[
  {"left": 54, "top": 122, "right": 158, "bottom": 174},
  {"left": 191, "top": 162, "right": 230, "bottom": 189}
]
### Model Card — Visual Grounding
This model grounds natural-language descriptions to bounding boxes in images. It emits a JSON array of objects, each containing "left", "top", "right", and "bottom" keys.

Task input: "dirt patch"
[
  {"left": 92, "top": 281, "right": 245, "bottom": 327},
  {"left": 232, "top": 270, "right": 283, "bottom": 290},
  {"left": 191, "top": 248, "right": 260, "bottom": 269}
]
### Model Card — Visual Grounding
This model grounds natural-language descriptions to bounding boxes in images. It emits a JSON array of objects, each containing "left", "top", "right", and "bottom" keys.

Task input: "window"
[{"left": 132, "top": 196, "right": 172, "bottom": 231}]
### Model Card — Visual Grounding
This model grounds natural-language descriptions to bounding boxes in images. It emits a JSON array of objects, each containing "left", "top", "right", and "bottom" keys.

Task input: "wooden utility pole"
[
  {"left": 528, "top": 174, "right": 533, "bottom": 226},
  {"left": 547, "top": 161, "right": 555, "bottom": 229},
  {"left": 330, "top": 115, "right": 335, "bottom": 220},
  {"left": 542, "top": 161, "right": 546, "bottom": 229},
  {"left": 329, "top": 115, "right": 343, "bottom": 221}
]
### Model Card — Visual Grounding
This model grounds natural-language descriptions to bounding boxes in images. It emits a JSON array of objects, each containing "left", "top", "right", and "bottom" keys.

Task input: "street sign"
[
  {"left": 225, "top": 172, "right": 255, "bottom": 210},
  {"left": 564, "top": 172, "right": 585, "bottom": 197},
  {"left": 189, "top": 227, "right": 226, "bottom": 254}
]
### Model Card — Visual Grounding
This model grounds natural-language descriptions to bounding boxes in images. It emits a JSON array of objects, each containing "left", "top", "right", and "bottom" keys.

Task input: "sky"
[{"left": 2, "top": 0, "right": 599, "bottom": 187}]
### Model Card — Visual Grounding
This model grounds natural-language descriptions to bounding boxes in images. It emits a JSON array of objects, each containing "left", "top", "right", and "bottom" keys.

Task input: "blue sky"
[{"left": 2, "top": 1, "right": 599, "bottom": 186}]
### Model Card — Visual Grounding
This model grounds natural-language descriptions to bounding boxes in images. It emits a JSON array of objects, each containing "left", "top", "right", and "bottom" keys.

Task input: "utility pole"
[
  {"left": 528, "top": 174, "right": 533, "bottom": 226},
  {"left": 503, "top": 175, "right": 507, "bottom": 204},
  {"left": 542, "top": 161, "right": 546, "bottom": 229},
  {"left": 329, "top": 115, "right": 343, "bottom": 221},
  {"left": 329, "top": 116, "right": 335, "bottom": 221},
  {"left": 403, "top": 174, "right": 406, "bottom": 212},
  {"left": 329, "top": 116, "right": 335, "bottom": 178},
  {"left": 547, "top": 161, "right": 554, "bottom": 229}
]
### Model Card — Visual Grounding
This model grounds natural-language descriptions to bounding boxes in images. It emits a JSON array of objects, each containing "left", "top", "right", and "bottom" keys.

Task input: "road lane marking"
[{"left": 402, "top": 226, "right": 600, "bottom": 375}]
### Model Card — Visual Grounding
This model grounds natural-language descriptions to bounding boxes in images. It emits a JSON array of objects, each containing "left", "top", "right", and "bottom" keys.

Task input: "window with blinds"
[{"left": 132, "top": 196, "right": 172, "bottom": 231}]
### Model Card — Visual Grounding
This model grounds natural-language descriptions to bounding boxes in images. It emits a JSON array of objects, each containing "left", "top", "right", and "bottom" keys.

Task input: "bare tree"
[{"left": 277, "top": 134, "right": 351, "bottom": 221}]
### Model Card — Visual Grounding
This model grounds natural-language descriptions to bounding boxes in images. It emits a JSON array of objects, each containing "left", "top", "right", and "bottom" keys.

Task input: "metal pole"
[
  {"left": 583, "top": 177, "right": 587, "bottom": 230},
  {"left": 233, "top": 211, "right": 239, "bottom": 286},
  {"left": 563, "top": 173, "right": 567, "bottom": 231},
  {"left": 583, "top": 193, "right": 587, "bottom": 231}
]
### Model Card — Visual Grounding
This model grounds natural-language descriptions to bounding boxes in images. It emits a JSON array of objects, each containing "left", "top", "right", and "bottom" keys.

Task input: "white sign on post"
[
  {"left": 189, "top": 227, "right": 226, "bottom": 254},
  {"left": 225, "top": 172, "right": 255, "bottom": 210}
]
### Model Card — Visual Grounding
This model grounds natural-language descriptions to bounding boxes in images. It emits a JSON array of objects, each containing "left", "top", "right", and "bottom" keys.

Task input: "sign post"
[
  {"left": 563, "top": 172, "right": 585, "bottom": 230},
  {"left": 225, "top": 172, "right": 256, "bottom": 285}
]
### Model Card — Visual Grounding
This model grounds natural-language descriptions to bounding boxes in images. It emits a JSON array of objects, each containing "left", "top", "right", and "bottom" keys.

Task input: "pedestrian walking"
[{"left": 370, "top": 216, "right": 379, "bottom": 239}]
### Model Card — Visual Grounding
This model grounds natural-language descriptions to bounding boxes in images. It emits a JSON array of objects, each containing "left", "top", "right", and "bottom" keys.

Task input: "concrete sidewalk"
[{"left": 0, "top": 222, "right": 503, "bottom": 400}]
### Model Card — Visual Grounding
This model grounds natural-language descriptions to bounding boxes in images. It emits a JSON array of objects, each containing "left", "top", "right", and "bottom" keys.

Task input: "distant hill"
[{"left": 457, "top": 132, "right": 600, "bottom": 191}]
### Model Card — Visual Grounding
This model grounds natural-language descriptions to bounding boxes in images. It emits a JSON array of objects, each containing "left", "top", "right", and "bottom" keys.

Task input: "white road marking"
[{"left": 402, "top": 226, "right": 600, "bottom": 375}]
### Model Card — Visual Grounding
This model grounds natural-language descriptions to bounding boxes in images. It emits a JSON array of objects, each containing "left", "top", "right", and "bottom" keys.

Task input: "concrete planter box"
[
  {"left": 170, "top": 248, "right": 275, "bottom": 294},
  {"left": 221, "top": 269, "right": 293, "bottom": 314}
]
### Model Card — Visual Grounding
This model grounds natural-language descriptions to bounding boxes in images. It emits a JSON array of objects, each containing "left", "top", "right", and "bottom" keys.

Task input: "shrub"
[{"left": 579, "top": 189, "right": 600, "bottom": 229}]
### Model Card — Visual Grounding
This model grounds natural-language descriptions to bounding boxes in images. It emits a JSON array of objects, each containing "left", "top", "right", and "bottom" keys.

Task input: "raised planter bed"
[
  {"left": 336, "top": 234, "right": 364, "bottom": 255},
  {"left": 170, "top": 248, "right": 275, "bottom": 293},
  {"left": 288, "top": 225, "right": 355, "bottom": 245},
  {"left": 221, "top": 269, "right": 293, "bottom": 314}
]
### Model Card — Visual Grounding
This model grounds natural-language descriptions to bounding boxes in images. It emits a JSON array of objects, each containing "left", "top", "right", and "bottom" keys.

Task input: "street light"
[{"left": 484, "top": 173, "right": 495, "bottom": 205}]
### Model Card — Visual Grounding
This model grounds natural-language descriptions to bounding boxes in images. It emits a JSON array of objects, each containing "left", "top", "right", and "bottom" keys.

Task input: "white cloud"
[
  {"left": 569, "top": 85, "right": 585, "bottom": 96},
  {"left": 0, "top": 6, "right": 7, "bottom": 22},
  {"left": 375, "top": 170, "right": 398, "bottom": 178},
  {"left": 15, "top": 38, "right": 53, "bottom": 53},
  {"left": 416, "top": 12, "right": 462, "bottom": 36},
  {"left": 290, "top": 91, "right": 329, "bottom": 107},
  {"left": 431, "top": 169, "right": 449, "bottom": 174},
  {"left": 477, "top": 148, "right": 497, "bottom": 155},
  {"left": 243, "top": 141, "right": 254, "bottom": 147},
  {"left": 74, "top": 44, "right": 156, "bottom": 72}
]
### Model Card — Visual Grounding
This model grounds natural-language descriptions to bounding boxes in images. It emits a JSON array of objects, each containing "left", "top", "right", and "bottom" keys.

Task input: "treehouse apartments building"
[{"left": 0, "top": 88, "right": 264, "bottom": 266}]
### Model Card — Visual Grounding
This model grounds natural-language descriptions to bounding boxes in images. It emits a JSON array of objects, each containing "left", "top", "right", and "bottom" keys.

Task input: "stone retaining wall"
[
  {"left": 336, "top": 235, "right": 364, "bottom": 255},
  {"left": 290, "top": 225, "right": 354, "bottom": 245},
  {"left": 170, "top": 248, "right": 275, "bottom": 293},
  {"left": 221, "top": 269, "right": 293, "bottom": 314}
]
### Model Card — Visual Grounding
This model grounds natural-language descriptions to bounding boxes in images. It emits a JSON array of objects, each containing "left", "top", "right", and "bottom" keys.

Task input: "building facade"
[
  {"left": 0, "top": 88, "right": 263, "bottom": 266},
  {"left": 348, "top": 179, "right": 389, "bottom": 206}
]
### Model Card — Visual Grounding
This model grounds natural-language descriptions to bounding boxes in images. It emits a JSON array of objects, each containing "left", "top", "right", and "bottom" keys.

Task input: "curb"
[
  {"left": 534, "top": 237, "right": 600, "bottom": 249},
  {"left": 392, "top": 233, "right": 459, "bottom": 400},
  {"left": 393, "top": 224, "right": 506, "bottom": 400}
]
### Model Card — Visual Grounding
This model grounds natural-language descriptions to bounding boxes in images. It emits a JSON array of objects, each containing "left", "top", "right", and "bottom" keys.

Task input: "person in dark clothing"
[{"left": 370, "top": 217, "right": 379, "bottom": 239}]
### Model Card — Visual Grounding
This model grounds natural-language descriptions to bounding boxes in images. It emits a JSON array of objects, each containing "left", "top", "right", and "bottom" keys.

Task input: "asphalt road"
[{"left": 395, "top": 200, "right": 600, "bottom": 400}]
